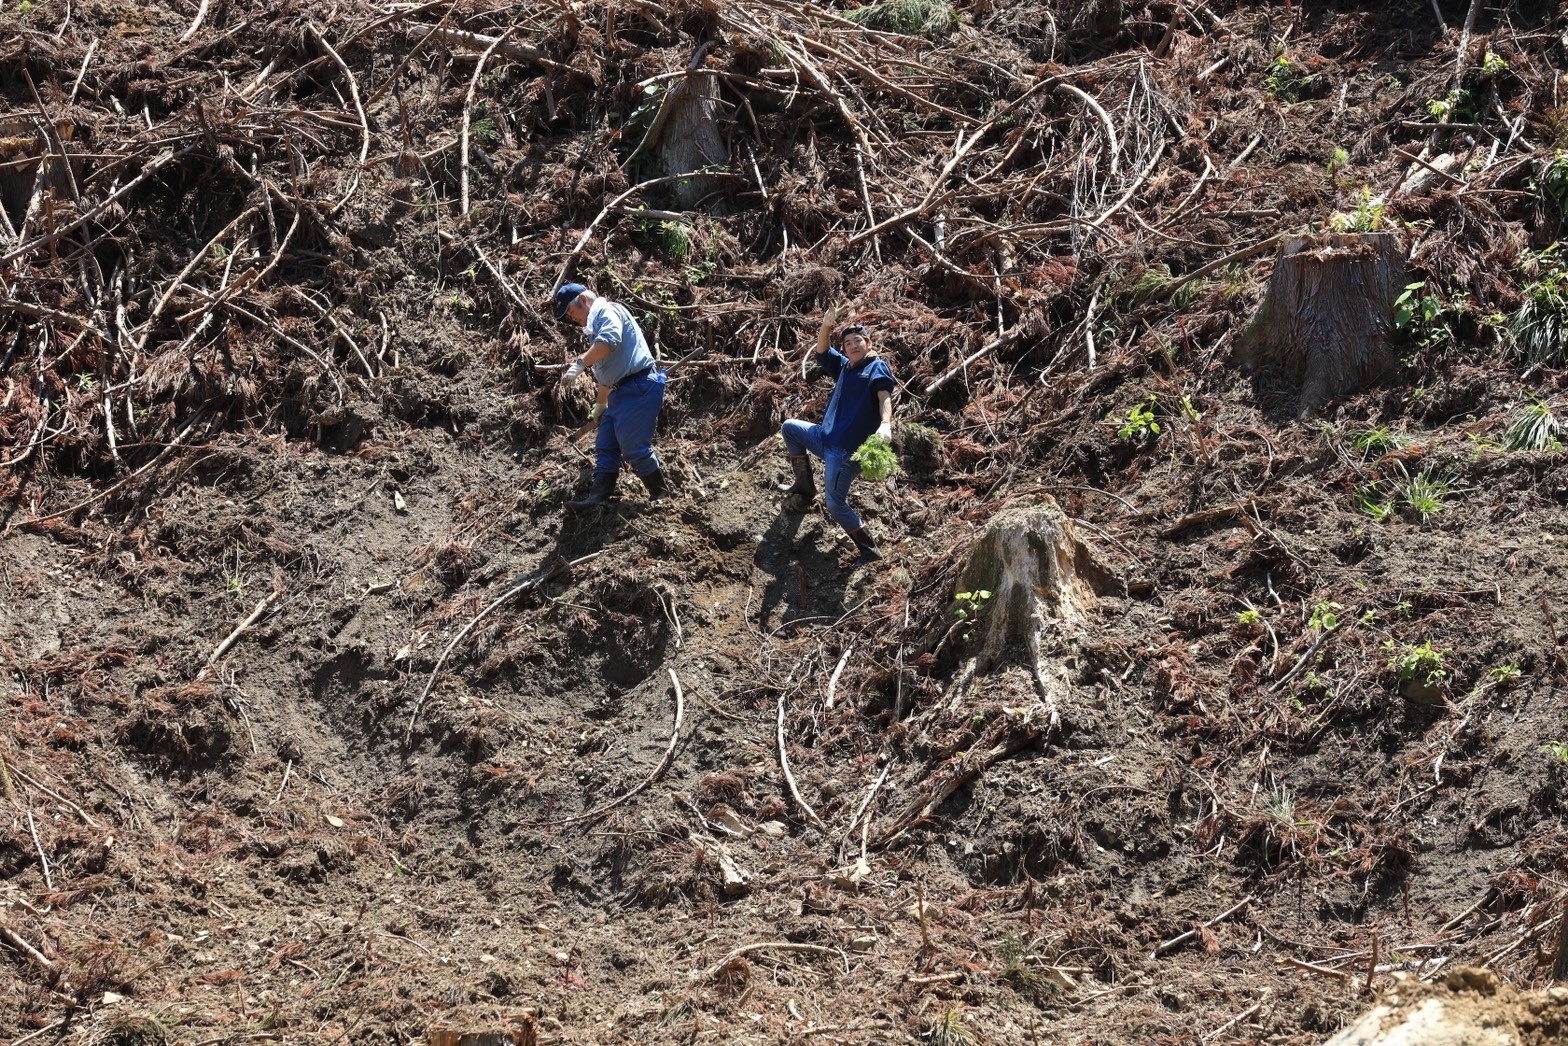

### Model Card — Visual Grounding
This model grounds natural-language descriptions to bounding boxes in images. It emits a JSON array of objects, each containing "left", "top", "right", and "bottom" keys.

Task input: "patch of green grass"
[
  {"left": 1358, "top": 463, "right": 1452, "bottom": 523},
  {"left": 1326, "top": 146, "right": 1350, "bottom": 177},
  {"left": 1538, "top": 152, "right": 1568, "bottom": 235},
  {"left": 899, "top": 421, "right": 942, "bottom": 470},
  {"left": 1507, "top": 258, "right": 1568, "bottom": 367},
  {"left": 1350, "top": 426, "right": 1407, "bottom": 458},
  {"left": 925, "top": 1006, "right": 971, "bottom": 1046},
  {"left": 845, "top": 0, "right": 958, "bottom": 36},
  {"left": 1503, "top": 398, "right": 1562, "bottom": 451}
]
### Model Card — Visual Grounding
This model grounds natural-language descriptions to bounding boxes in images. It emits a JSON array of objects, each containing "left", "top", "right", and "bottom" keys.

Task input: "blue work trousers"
[
  {"left": 595, "top": 371, "right": 666, "bottom": 479},
  {"left": 782, "top": 419, "right": 862, "bottom": 530}
]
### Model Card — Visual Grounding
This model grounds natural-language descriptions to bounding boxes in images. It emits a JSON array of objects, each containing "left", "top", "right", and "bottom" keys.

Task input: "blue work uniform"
[
  {"left": 782, "top": 348, "right": 895, "bottom": 530},
  {"left": 582, "top": 297, "right": 665, "bottom": 479}
]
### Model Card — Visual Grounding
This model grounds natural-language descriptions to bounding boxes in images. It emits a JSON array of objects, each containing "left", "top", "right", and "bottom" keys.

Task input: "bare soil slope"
[{"left": 5, "top": 2, "right": 1568, "bottom": 1044}]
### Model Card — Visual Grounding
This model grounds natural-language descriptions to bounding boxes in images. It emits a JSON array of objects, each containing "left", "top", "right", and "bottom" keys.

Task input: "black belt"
[{"left": 612, "top": 366, "right": 653, "bottom": 389}]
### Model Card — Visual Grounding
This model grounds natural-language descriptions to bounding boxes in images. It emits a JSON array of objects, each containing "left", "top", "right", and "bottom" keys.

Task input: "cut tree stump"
[
  {"left": 945, "top": 498, "right": 1110, "bottom": 726},
  {"left": 1237, "top": 231, "right": 1406, "bottom": 417},
  {"left": 654, "top": 74, "right": 726, "bottom": 210},
  {"left": 1320, "top": 968, "right": 1568, "bottom": 1046}
]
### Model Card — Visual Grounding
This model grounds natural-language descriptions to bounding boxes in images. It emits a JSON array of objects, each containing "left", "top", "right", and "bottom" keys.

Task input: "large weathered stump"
[
  {"left": 947, "top": 498, "right": 1108, "bottom": 725},
  {"left": 1320, "top": 968, "right": 1568, "bottom": 1046},
  {"left": 1238, "top": 231, "right": 1406, "bottom": 416},
  {"left": 653, "top": 74, "right": 726, "bottom": 210}
]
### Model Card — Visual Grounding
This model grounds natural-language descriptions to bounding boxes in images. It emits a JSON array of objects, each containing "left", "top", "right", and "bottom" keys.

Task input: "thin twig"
[
  {"left": 196, "top": 594, "right": 277, "bottom": 680},
  {"left": 460, "top": 27, "right": 512, "bottom": 216},
  {"left": 25, "top": 808, "right": 52, "bottom": 891},
  {"left": 406, "top": 553, "right": 604, "bottom": 742},
  {"left": 693, "top": 941, "right": 847, "bottom": 982},
  {"left": 536, "top": 669, "right": 686, "bottom": 827},
  {"left": 824, "top": 646, "right": 853, "bottom": 710},
  {"left": 11, "top": 766, "right": 101, "bottom": 828},
  {"left": 778, "top": 691, "right": 825, "bottom": 828},
  {"left": 1152, "top": 895, "right": 1254, "bottom": 958}
]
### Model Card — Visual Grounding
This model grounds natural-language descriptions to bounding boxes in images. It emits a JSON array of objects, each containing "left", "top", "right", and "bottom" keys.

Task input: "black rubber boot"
[
  {"left": 566, "top": 472, "right": 616, "bottom": 511},
  {"left": 846, "top": 526, "right": 882, "bottom": 567},
  {"left": 777, "top": 456, "right": 816, "bottom": 501},
  {"left": 640, "top": 467, "right": 668, "bottom": 501}
]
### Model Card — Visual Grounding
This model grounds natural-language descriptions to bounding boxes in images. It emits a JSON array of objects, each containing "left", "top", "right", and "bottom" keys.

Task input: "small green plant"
[
  {"left": 1357, "top": 486, "right": 1397, "bottom": 521},
  {"left": 1480, "top": 51, "right": 1509, "bottom": 78},
  {"left": 953, "top": 589, "right": 992, "bottom": 644},
  {"left": 1507, "top": 253, "right": 1568, "bottom": 367},
  {"left": 18, "top": 0, "right": 33, "bottom": 12},
  {"left": 1427, "top": 89, "right": 1460, "bottom": 121},
  {"left": 1393, "top": 281, "right": 1458, "bottom": 354},
  {"left": 1236, "top": 608, "right": 1262, "bottom": 626},
  {"left": 75, "top": 372, "right": 97, "bottom": 392},
  {"left": 1489, "top": 662, "right": 1522, "bottom": 687},
  {"left": 845, "top": 0, "right": 958, "bottom": 36},
  {"left": 1350, "top": 426, "right": 1407, "bottom": 458},
  {"left": 1326, "top": 146, "right": 1350, "bottom": 177},
  {"left": 649, "top": 219, "right": 692, "bottom": 261},
  {"left": 996, "top": 931, "right": 1056, "bottom": 1000},
  {"left": 471, "top": 115, "right": 500, "bottom": 146},
  {"left": 1112, "top": 398, "right": 1160, "bottom": 442},
  {"left": 1385, "top": 639, "right": 1448, "bottom": 688},
  {"left": 925, "top": 1006, "right": 971, "bottom": 1046},
  {"left": 851, "top": 433, "right": 899, "bottom": 481},
  {"left": 531, "top": 479, "right": 552, "bottom": 506},
  {"left": 1308, "top": 601, "right": 1342, "bottom": 633},
  {"left": 1389, "top": 463, "right": 1450, "bottom": 521},
  {"left": 1541, "top": 740, "right": 1568, "bottom": 764},
  {"left": 1503, "top": 398, "right": 1562, "bottom": 451},
  {"left": 1263, "top": 53, "right": 1301, "bottom": 101},
  {"left": 1329, "top": 186, "right": 1387, "bottom": 232},
  {"left": 1537, "top": 152, "right": 1568, "bottom": 235}
]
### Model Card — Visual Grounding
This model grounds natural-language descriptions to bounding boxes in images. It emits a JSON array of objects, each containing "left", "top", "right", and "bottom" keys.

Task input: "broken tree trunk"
[
  {"left": 651, "top": 73, "right": 727, "bottom": 211},
  {"left": 1237, "top": 231, "right": 1405, "bottom": 417},
  {"left": 945, "top": 498, "right": 1109, "bottom": 726}
]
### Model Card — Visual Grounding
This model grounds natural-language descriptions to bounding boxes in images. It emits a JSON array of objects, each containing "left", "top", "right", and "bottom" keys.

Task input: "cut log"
[
  {"left": 947, "top": 498, "right": 1111, "bottom": 725},
  {"left": 1237, "top": 231, "right": 1406, "bottom": 417}
]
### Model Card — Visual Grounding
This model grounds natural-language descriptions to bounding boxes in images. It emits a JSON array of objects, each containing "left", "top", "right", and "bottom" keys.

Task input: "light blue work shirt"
[{"left": 583, "top": 297, "right": 655, "bottom": 387}]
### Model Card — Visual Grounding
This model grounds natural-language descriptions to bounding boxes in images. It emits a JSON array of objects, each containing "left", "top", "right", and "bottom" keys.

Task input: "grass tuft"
[{"left": 845, "top": 0, "right": 958, "bottom": 36}]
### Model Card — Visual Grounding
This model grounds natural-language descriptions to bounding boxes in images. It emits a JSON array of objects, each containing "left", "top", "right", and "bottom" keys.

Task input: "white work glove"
[
  {"left": 560, "top": 357, "right": 586, "bottom": 384},
  {"left": 876, "top": 422, "right": 892, "bottom": 443}
]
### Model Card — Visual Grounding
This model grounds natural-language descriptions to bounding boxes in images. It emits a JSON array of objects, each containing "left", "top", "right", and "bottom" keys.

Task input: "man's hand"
[
  {"left": 876, "top": 422, "right": 892, "bottom": 443},
  {"left": 560, "top": 357, "right": 585, "bottom": 384},
  {"left": 821, "top": 306, "right": 840, "bottom": 329}
]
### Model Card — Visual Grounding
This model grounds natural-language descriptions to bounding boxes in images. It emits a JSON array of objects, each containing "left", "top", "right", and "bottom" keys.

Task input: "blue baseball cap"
[{"left": 552, "top": 283, "right": 588, "bottom": 320}]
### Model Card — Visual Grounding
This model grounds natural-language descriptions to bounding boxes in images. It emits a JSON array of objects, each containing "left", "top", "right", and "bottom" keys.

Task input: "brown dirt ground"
[{"left": 5, "top": 1, "right": 1568, "bottom": 1044}]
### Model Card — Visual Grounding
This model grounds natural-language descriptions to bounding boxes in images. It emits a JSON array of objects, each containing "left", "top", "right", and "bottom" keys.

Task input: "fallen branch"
[
  {"left": 25, "top": 808, "right": 52, "bottom": 891},
  {"left": 0, "top": 920, "right": 53, "bottom": 969},
  {"left": 874, "top": 720, "right": 1040, "bottom": 845},
  {"left": 1152, "top": 895, "right": 1254, "bottom": 958},
  {"left": 924, "top": 324, "right": 1027, "bottom": 395},
  {"left": 196, "top": 593, "right": 278, "bottom": 680},
  {"left": 778, "top": 691, "right": 825, "bottom": 829},
  {"left": 536, "top": 668, "right": 685, "bottom": 827},
  {"left": 460, "top": 28, "right": 512, "bottom": 215},
  {"left": 692, "top": 941, "right": 847, "bottom": 982},
  {"left": 824, "top": 645, "right": 852, "bottom": 710},
  {"left": 1152, "top": 232, "right": 1286, "bottom": 304},
  {"left": 9, "top": 766, "right": 101, "bottom": 828},
  {"left": 406, "top": 552, "right": 604, "bottom": 742}
]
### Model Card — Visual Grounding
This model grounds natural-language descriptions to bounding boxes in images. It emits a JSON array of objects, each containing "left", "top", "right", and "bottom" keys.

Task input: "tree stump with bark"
[
  {"left": 652, "top": 74, "right": 727, "bottom": 210},
  {"left": 1238, "top": 231, "right": 1406, "bottom": 417},
  {"left": 943, "top": 498, "right": 1111, "bottom": 726}
]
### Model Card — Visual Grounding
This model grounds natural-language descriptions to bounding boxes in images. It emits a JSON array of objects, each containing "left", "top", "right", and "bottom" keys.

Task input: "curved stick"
[
  {"left": 534, "top": 668, "right": 685, "bottom": 827},
  {"left": 778, "top": 691, "right": 825, "bottom": 828},
  {"left": 404, "top": 551, "right": 603, "bottom": 742}
]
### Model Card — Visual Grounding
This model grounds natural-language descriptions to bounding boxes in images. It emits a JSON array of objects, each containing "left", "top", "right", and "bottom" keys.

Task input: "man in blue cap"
[{"left": 551, "top": 283, "right": 668, "bottom": 510}]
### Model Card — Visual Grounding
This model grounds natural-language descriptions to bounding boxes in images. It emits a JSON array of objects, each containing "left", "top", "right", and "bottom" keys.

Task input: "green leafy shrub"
[
  {"left": 845, "top": 0, "right": 957, "bottom": 36},
  {"left": 1503, "top": 399, "right": 1562, "bottom": 451},
  {"left": 851, "top": 433, "right": 898, "bottom": 481},
  {"left": 899, "top": 421, "right": 943, "bottom": 471},
  {"left": 1329, "top": 187, "right": 1387, "bottom": 232},
  {"left": 1111, "top": 398, "right": 1160, "bottom": 442},
  {"left": 1508, "top": 259, "right": 1568, "bottom": 367}
]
